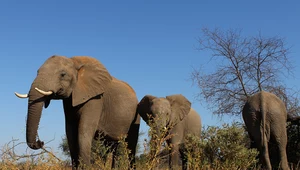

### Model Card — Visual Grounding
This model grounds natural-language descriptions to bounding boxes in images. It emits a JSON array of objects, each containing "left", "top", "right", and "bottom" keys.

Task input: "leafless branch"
[
  {"left": 1, "top": 138, "right": 62, "bottom": 163},
  {"left": 191, "top": 27, "right": 294, "bottom": 117}
]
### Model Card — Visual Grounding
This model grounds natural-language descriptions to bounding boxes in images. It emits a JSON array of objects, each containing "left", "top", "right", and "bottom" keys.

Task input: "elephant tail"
[{"left": 260, "top": 91, "right": 267, "bottom": 155}]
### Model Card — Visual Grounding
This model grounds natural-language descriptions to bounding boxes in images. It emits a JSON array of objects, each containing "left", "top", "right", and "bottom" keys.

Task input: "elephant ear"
[
  {"left": 71, "top": 56, "right": 112, "bottom": 107},
  {"left": 137, "top": 95, "right": 156, "bottom": 124},
  {"left": 166, "top": 94, "right": 191, "bottom": 121}
]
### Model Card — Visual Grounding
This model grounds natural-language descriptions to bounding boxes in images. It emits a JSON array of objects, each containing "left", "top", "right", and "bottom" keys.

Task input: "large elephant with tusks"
[
  {"left": 15, "top": 55, "right": 140, "bottom": 169},
  {"left": 242, "top": 91, "right": 289, "bottom": 170}
]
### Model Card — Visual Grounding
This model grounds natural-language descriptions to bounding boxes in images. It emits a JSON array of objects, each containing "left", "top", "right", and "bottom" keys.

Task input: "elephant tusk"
[
  {"left": 14, "top": 92, "right": 29, "bottom": 98},
  {"left": 35, "top": 87, "right": 53, "bottom": 96}
]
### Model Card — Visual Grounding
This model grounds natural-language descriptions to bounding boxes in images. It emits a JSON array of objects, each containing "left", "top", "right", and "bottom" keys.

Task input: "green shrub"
[
  {"left": 139, "top": 116, "right": 175, "bottom": 169},
  {"left": 184, "top": 122, "right": 258, "bottom": 169},
  {"left": 286, "top": 122, "right": 300, "bottom": 169},
  {"left": 1, "top": 122, "right": 259, "bottom": 170}
]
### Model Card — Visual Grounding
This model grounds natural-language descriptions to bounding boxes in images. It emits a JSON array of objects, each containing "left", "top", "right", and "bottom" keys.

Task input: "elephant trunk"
[{"left": 26, "top": 80, "right": 47, "bottom": 150}]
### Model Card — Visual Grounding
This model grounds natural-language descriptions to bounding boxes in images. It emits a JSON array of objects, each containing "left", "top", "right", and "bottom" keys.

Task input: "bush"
[
  {"left": 0, "top": 143, "right": 67, "bottom": 170},
  {"left": 184, "top": 122, "right": 258, "bottom": 169},
  {"left": 286, "top": 122, "right": 300, "bottom": 168},
  {"left": 138, "top": 116, "right": 175, "bottom": 169},
  {"left": 1, "top": 122, "right": 259, "bottom": 170},
  {"left": 134, "top": 122, "right": 258, "bottom": 170},
  {"left": 80, "top": 135, "right": 132, "bottom": 170}
]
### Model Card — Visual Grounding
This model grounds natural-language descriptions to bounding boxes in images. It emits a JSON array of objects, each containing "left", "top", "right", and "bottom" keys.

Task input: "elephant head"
[
  {"left": 137, "top": 94, "right": 191, "bottom": 133},
  {"left": 15, "top": 55, "right": 112, "bottom": 150}
]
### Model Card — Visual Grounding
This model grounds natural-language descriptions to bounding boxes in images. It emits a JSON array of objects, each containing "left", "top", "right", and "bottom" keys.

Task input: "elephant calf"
[
  {"left": 137, "top": 94, "right": 202, "bottom": 170},
  {"left": 242, "top": 91, "right": 290, "bottom": 170}
]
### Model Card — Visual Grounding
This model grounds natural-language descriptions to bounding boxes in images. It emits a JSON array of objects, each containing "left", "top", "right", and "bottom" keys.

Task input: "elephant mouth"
[
  {"left": 28, "top": 96, "right": 52, "bottom": 109},
  {"left": 16, "top": 87, "right": 65, "bottom": 108},
  {"left": 43, "top": 92, "right": 66, "bottom": 108},
  {"left": 33, "top": 88, "right": 61, "bottom": 108},
  {"left": 44, "top": 98, "right": 51, "bottom": 108}
]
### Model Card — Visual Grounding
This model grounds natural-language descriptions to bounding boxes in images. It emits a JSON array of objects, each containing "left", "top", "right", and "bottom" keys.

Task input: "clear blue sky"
[{"left": 1, "top": 1, "right": 299, "bottom": 158}]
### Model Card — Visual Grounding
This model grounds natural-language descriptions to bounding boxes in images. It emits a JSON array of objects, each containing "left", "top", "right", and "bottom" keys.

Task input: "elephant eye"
[{"left": 60, "top": 71, "right": 67, "bottom": 77}]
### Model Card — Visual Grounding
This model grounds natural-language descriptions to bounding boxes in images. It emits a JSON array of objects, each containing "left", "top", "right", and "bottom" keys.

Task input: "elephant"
[
  {"left": 242, "top": 91, "right": 289, "bottom": 170},
  {"left": 15, "top": 55, "right": 140, "bottom": 169},
  {"left": 137, "top": 94, "right": 202, "bottom": 170}
]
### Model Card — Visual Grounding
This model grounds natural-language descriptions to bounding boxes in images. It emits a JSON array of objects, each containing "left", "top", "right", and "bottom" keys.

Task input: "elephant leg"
[
  {"left": 64, "top": 99, "right": 80, "bottom": 169},
  {"left": 169, "top": 144, "right": 180, "bottom": 170},
  {"left": 77, "top": 133, "right": 93, "bottom": 167},
  {"left": 260, "top": 133, "right": 272, "bottom": 170},
  {"left": 110, "top": 143, "right": 119, "bottom": 169},
  {"left": 102, "top": 139, "right": 118, "bottom": 169},
  {"left": 179, "top": 146, "right": 188, "bottom": 170},
  {"left": 250, "top": 128, "right": 271, "bottom": 170},
  {"left": 65, "top": 121, "right": 79, "bottom": 168},
  {"left": 248, "top": 133, "right": 257, "bottom": 149},
  {"left": 77, "top": 118, "right": 99, "bottom": 167},
  {"left": 278, "top": 143, "right": 289, "bottom": 170},
  {"left": 125, "top": 114, "right": 140, "bottom": 169},
  {"left": 168, "top": 127, "right": 184, "bottom": 169},
  {"left": 275, "top": 131, "right": 289, "bottom": 170},
  {"left": 76, "top": 99, "right": 103, "bottom": 168}
]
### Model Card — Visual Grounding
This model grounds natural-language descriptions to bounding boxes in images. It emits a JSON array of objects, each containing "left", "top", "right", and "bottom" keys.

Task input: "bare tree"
[{"left": 191, "top": 27, "right": 294, "bottom": 116}]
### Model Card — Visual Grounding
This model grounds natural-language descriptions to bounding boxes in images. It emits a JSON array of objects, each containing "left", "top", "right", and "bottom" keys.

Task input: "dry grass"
[
  {"left": 2, "top": 123, "right": 299, "bottom": 170},
  {"left": 0, "top": 148, "right": 68, "bottom": 170}
]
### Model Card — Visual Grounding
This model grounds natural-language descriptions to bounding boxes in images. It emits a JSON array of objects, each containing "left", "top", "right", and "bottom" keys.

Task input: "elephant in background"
[
  {"left": 15, "top": 55, "right": 140, "bottom": 169},
  {"left": 242, "top": 91, "right": 289, "bottom": 170},
  {"left": 137, "top": 94, "right": 202, "bottom": 170}
]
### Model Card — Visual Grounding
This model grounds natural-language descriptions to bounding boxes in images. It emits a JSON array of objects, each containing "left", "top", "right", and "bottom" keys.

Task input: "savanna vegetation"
[
  {"left": 1, "top": 27, "right": 300, "bottom": 169},
  {"left": 1, "top": 122, "right": 260, "bottom": 170}
]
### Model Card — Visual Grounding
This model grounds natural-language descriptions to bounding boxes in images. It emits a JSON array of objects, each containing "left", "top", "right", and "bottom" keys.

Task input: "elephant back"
[{"left": 184, "top": 108, "right": 202, "bottom": 138}]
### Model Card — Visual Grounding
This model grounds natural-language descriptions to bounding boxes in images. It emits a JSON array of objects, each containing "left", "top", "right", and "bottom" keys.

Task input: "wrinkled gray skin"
[
  {"left": 16, "top": 56, "right": 140, "bottom": 169},
  {"left": 242, "top": 91, "right": 289, "bottom": 170},
  {"left": 137, "top": 94, "right": 202, "bottom": 170}
]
